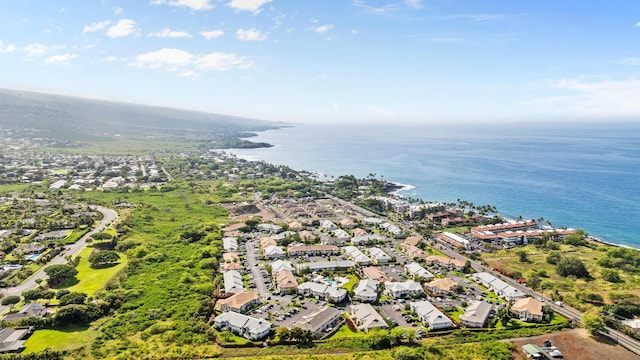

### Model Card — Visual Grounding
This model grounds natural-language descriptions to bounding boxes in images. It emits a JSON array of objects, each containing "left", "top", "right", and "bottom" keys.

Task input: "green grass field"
[
  {"left": 23, "top": 326, "right": 97, "bottom": 354},
  {"left": 65, "top": 247, "right": 128, "bottom": 295},
  {"left": 328, "top": 324, "right": 365, "bottom": 339}
]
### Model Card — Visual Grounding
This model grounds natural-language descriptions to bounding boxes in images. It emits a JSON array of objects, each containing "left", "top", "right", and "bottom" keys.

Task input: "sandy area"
[{"left": 509, "top": 328, "right": 639, "bottom": 360}]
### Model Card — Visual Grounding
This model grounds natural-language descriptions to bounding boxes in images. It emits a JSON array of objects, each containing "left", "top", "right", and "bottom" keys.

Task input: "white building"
[
  {"left": 352, "top": 234, "right": 386, "bottom": 246},
  {"left": 263, "top": 245, "right": 285, "bottom": 259},
  {"left": 410, "top": 300, "right": 453, "bottom": 330},
  {"left": 384, "top": 280, "right": 423, "bottom": 299},
  {"left": 472, "top": 272, "right": 525, "bottom": 302},
  {"left": 222, "top": 237, "right": 239, "bottom": 252},
  {"left": 459, "top": 300, "right": 493, "bottom": 328},
  {"left": 320, "top": 220, "right": 337, "bottom": 231},
  {"left": 214, "top": 312, "right": 272, "bottom": 341},
  {"left": 342, "top": 246, "right": 372, "bottom": 265},
  {"left": 295, "top": 261, "right": 356, "bottom": 273},
  {"left": 297, "top": 282, "right": 347, "bottom": 303},
  {"left": 224, "top": 270, "right": 245, "bottom": 294},
  {"left": 366, "top": 247, "right": 392, "bottom": 264},
  {"left": 353, "top": 279, "right": 379, "bottom": 302},
  {"left": 404, "top": 262, "right": 435, "bottom": 281},
  {"left": 270, "top": 260, "right": 293, "bottom": 274},
  {"left": 348, "top": 303, "right": 388, "bottom": 333}
]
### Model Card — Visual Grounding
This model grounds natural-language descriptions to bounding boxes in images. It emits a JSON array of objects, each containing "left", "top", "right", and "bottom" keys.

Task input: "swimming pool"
[
  {"left": 26, "top": 253, "right": 43, "bottom": 261},
  {"left": 323, "top": 279, "right": 338, "bottom": 287}
]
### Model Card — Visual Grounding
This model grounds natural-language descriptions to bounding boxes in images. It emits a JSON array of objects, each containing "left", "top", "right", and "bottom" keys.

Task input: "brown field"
[{"left": 509, "top": 329, "right": 638, "bottom": 360}]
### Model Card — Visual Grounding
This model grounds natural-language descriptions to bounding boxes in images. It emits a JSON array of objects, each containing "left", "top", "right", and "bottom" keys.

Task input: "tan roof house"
[
  {"left": 218, "top": 291, "right": 260, "bottom": 313},
  {"left": 274, "top": 270, "right": 298, "bottom": 294},
  {"left": 511, "top": 297, "right": 544, "bottom": 322},
  {"left": 426, "top": 278, "right": 458, "bottom": 295}
]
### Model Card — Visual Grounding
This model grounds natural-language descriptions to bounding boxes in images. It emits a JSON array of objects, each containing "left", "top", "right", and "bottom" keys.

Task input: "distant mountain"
[{"left": 0, "top": 89, "right": 285, "bottom": 143}]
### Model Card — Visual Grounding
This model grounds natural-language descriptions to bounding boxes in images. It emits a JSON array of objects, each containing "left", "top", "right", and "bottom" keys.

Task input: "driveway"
[{"left": 244, "top": 239, "right": 268, "bottom": 297}]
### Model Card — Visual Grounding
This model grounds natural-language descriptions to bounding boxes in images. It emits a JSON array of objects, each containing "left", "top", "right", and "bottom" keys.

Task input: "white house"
[
  {"left": 405, "top": 262, "right": 434, "bottom": 281},
  {"left": 367, "top": 247, "right": 392, "bottom": 264},
  {"left": 224, "top": 270, "right": 245, "bottom": 294},
  {"left": 411, "top": 300, "right": 453, "bottom": 330},
  {"left": 270, "top": 259, "right": 293, "bottom": 274},
  {"left": 320, "top": 220, "right": 337, "bottom": 231},
  {"left": 342, "top": 246, "right": 372, "bottom": 265},
  {"left": 384, "top": 280, "right": 423, "bottom": 299},
  {"left": 459, "top": 300, "right": 493, "bottom": 328},
  {"left": 472, "top": 272, "right": 525, "bottom": 301},
  {"left": 353, "top": 279, "right": 379, "bottom": 302},
  {"left": 348, "top": 303, "right": 388, "bottom": 333},
  {"left": 214, "top": 312, "right": 272, "bottom": 341},
  {"left": 297, "top": 282, "right": 347, "bottom": 303},
  {"left": 223, "top": 237, "right": 239, "bottom": 252},
  {"left": 263, "top": 245, "right": 286, "bottom": 259},
  {"left": 511, "top": 297, "right": 545, "bottom": 322},
  {"left": 299, "top": 306, "right": 342, "bottom": 338}
]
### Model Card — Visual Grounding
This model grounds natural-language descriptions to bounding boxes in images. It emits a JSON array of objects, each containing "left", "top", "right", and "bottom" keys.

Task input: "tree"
[
  {"left": 556, "top": 256, "right": 590, "bottom": 278},
  {"left": 581, "top": 313, "right": 606, "bottom": 335},
  {"left": 1, "top": 295, "right": 20, "bottom": 307},
  {"left": 546, "top": 252, "right": 562, "bottom": 265},
  {"left": 496, "top": 305, "right": 511, "bottom": 327},
  {"left": 390, "top": 326, "right": 406, "bottom": 346},
  {"left": 405, "top": 327, "right": 417, "bottom": 343},
  {"left": 366, "top": 329, "right": 391, "bottom": 349},
  {"left": 22, "top": 288, "right": 55, "bottom": 301},
  {"left": 58, "top": 292, "right": 88, "bottom": 306},
  {"left": 44, "top": 264, "right": 78, "bottom": 287},
  {"left": 516, "top": 250, "right": 529, "bottom": 263},
  {"left": 89, "top": 250, "right": 120, "bottom": 267},
  {"left": 601, "top": 269, "right": 622, "bottom": 283},
  {"left": 393, "top": 347, "right": 422, "bottom": 360}
]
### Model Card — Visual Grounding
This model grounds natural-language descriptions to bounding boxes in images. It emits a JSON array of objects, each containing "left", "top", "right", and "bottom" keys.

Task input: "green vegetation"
[
  {"left": 44, "top": 264, "right": 78, "bottom": 287},
  {"left": 23, "top": 326, "right": 98, "bottom": 354},
  {"left": 65, "top": 248, "right": 128, "bottom": 295}
]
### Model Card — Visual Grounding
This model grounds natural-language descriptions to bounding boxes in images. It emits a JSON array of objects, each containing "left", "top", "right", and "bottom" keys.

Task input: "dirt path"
[{"left": 509, "top": 328, "right": 639, "bottom": 360}]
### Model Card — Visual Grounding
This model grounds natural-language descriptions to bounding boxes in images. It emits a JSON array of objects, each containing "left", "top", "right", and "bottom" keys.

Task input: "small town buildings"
[
  {"left": 399, "top": 243, "right": 428, "bottom": 260},
  {"left": 288, "top": 244, "right": 340, "bottom": 257},
  {"left": 511, "top": 297, "right": 545, "bottom": 322},
  {"left": 459, "top": 300, "right": 493, "bottom": 328},
  {"left": 13, "top": 243, "right": 45, "bottom": 255},
  {"left": 332, "top": 228, "right": 351, "bottom": 239},
  {"left": 410, "top": 300, "right": 453, "bottom": 330},
  {"left": 263, "top": 245, "right": 286, "bottom": 259},
  {"left": 214, "top": 312, "right": 272, "bottom": 341},
  {"left": 296, "top": 261, "right": 356, "bottom": 273},
  {"left": 257, "top": 223, "right": 283, "bottom": 233},
  {"left": 437, "top": 232, "right": 471, "bottom": 250},
  {"left": 472, "top": 272, "right": 526, "bottom": 302},
  {"left": 260, "top": 237, "right": 277, "bottom": 249},
  {"left": 425, "top": 278, "right": 458, "bottom": 295},
  {"left": 366, "top": 247, "right": 392, "bottom": 264},
  {"left": 384, "top": 280, "right": 423, "bottom": 299},
  {"left": 351, "top": 234, "right": 386, "bottom": 246},
  {"left": 379, "top": 222, "right": 405, "bottom": 238},
  {"left": 362, "top": 217, "right": 383, "bottom": 226},
  {"left": 297, "top": 282, "right": 347, "bottom": 303},
  {"left": 320, "top": 220, "right": 337, "bottom": 231},
  {"left": 222, "top": 237, "right": 239, "bottom": 252},
  {"left": 218, "top": 291, "right": 260, "bottom": 313},
  {"left": 522, "top": 344, "right": 544, "bottom": 359},
  {"left": 348, "top": 303, "right": 388, "bottom": 333},
  {"left": 299, "top": 306, "right": 342, "bottom": 338},
  {"left": 342, "top": 246, "right": 372, "bottom": 265},
  {"left": 271, "top": 260, "right": 294, "bottom": 274},
  {"left": 339, "top": 218, "right": 356, "bottom": 229},
  {"left": 223, "top": 270, "right": 245, "bottom": 294},
  {"left": 404, "top": 262, "right": 434, "bottom": 281},
  {"left": 362, "top": 266, "right": 392, "bottom": 282},
  {"left": 0, "top": 327, "right": 33, "bottom": 353},
  {"left": 353, "top": 279, "right": 379, "bottom": 302},
  {"left": 424, "top": 255, "right": 466, "bottom": 270},
  {"left": 2, "top": 303, "right": 47, "bottom": 321},
  {"left": 274, "top": 270, "right": 298, "bottom": 294}
]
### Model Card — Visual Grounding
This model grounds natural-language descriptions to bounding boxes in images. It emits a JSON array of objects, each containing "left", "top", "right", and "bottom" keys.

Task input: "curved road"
[{"left": 0, "top": 206, "right": 117, "bottom": 311}]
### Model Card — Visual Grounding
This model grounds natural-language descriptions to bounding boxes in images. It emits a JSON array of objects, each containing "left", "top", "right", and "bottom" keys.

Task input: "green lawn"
[
  {"left": 23, "top": 326, "right": 97, "bottom": 353},
  {"left": 327, "top": 324, "right": 365, "bottom": 339},
  {"left": 65, "top": 247, "right": 128, "bottom": 295}
]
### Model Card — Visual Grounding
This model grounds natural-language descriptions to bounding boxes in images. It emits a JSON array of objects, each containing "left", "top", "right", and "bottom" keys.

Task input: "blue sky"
[{"left": 1, "top": 0, "right": 640, "bottom": 123}]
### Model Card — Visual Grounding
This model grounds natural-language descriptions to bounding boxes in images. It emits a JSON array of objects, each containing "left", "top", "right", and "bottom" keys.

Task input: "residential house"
[
  {"left": 362, "top": 217, "right": 383, "bottom": 226},
  {"left": 223, "top": 270, "right": 245, "bottom": 294},
  {"left": 353, "top": 279, "right": 379, "bottom": 302},
  {"left": 260, "top": 237, "right": 277, "bottom": 249},
  {"left": 351, "top": 234, "right": 386, "bottom": 246},
  {"left": 472, "top": 272, "right": 526, "bottom": 302},
  {"left": 511, "top": 297, "right": 545, "bottom": 322},
  {"left": 263, "top": 245, "right": 286, "bottom": 259},
  {"left": 274, "top": 270, "right": 298, "bottom": 294},
  {"left": 299, "top": 306, "right": 342, "bottom": 339},
  {"left": 384, "top": 280, "right": 423, "bottom": 299},
  {"left": 339, "top": 218, "right": 356, "bottom": 229},
  {"left": 218, "top": 291, "right": 260, "bottom": 313},
  {"left": 399, "top": 243, "right": 428, "bottom": 260},
  {"left": 404, "top": 262, "right": 434, "bottom": 281},
  {"left": 342, "top": 246, "right": 371, "bottom": 265},
  {"left": 437, "top": 232, "right": 471, "bottom": 250},
  {"left": 410, "top": 300, "right": 453, "bottom": 330},
  {"left": 332, "top": 228, "right": 351, "bottom": 239},
  {"left": 0, "top": 327, "right": 33, "bottom": 353},
  {"left": 320, "top": 220, "right": 337, "bottom": 231},
  {"left": 214, "top": 312, "right": 272, "bottom": 341},
  {"left": 222, "top": 237, "right": 239, "bottom": 252},
  {"left": 366, "top": 247, "right": 392, "bottom": 264},
  {"left": 362, "top": 267, "right": 392, "bottom": 283},
  {"left": 296, "top": 261, "right": 356, "bottom": 274},
  {"left": 297, "top": 282, "right": 347, "bottom": 303},
  {"left": 425, "top": 278, "right": 458, "bottom": 295},
  {"left": 288, "top": 245, "right": 339, "bottom": 257},
  {"left": 2, "top": 303, "right": 47, "bottom": 322},
  {"left": 270, "top": 260, "right": 294, "bottom": 274},
  {"left": 13, "top": 243, "right": 45, "bottom": 255},
  {"left": 424, "top": 255, "right": 466, "bottom": 270},
  {"left": 348, "top": 303, "right": 388, "bottom": 333},
  {"left": 459, "top": 300, "right": 493, "bottom": 328},
  {"left": 257, "top": 223, "right": 283, "bottom": 233}
]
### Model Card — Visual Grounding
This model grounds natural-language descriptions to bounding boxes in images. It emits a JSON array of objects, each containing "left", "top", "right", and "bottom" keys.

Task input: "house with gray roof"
[
  {"left": 353, "top": 279, "right": 379, "bottom": 302},
  {"left": 2, "top": 303, "right": 47, "bottom": 322},
  {"left": 299, "top": 306, "right": 342, "bottom": 338},
  {"left": 0, "top": 327, "right": 33, "bottom": 353},
  {"left": 214, "top": 312, "right": 272, "bottom": 341},
  {"left": 297, "top": 282, "right": 347, "bottom": 303},
  {"left": 295, "top": 261, "right": 355, "bottom": 273},
  {"left": 411, "top": 300, "right": 453, "bottom": 330},
  {"left": 459, "top": 300, "right": 493, "bottom": 328},
  {"left": 348, "top": 303, "right": 388, "bottom": 333},
  {"left": 223, "top": 270, "right": 245, "bottom": 294},
  {"left": 222, "top": 237, "right": 239, "bottom": 252},
  {"left": 405, "top": 262, "right": 435, "bottom": 281},
  {"left": 342, "top": 246, "right": 371, "bottom": 265},
  {"left": 472, "top": 272, "right": 525, "bottom": 301},
  {"left": 385, "top": 280, "right": 423, "bottom": 299}
]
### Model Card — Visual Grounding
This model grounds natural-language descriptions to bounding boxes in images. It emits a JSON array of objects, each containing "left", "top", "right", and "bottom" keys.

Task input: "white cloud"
[
  {"left": 312, "top": 24, "right": 333, "bottom": 33},
  {"left": 227, "top": 0, "right": 272, "bottom": 13},
  {"left": 131, "top": 47, "right": 252, "bottom": 73},
  {"left": 236, "top": 28, "right": 267, "bottom": 41},
  {"left": 368, "top": 105, "right": 398, "bottom": 116},
  {"left": 442, "top": 14, "right": 506, "bottom": 22},
  {"left": 114, "top": 7, "right": 123, "bottom": 15},
  {"left": 107, "top": 19, "right": 138, "bottom": 38},
  {"left": 23, "top": 43, "right": 64, "bottom": 57},
  {"left": 44, "top": 53, "right": 78, "bottom": 64},
  {"left": 635, "top": 22, "right": 640, "bottom": 27},
  {"left": 151, "top": 0, "right": 213, "bottom": 11},
  {"left": 83, "top": 20, "right": 110, "bottom": 33},
  {"left": 200, "top": 30, "right": 224, "bottom": 39},
  {"left": 527, "top": 77, "right": 640, "bottom": 116},
  {"left": 618, "top": 57, "right": 640, "bottom": 66},
  {"left": 101, "top": 56, "right": 123, "bottom": 62},
  {"left": 148, "top": 28, "right": 192, "bottom": 38},
  {"left": 352, "top": 0, "right": 398, "bottom": 15},
  {"left": 405, "top": 0, "right": 422, "bottom": 9},
  {"left": 0, "top": 40, "right": 16, "bottom": 54}
]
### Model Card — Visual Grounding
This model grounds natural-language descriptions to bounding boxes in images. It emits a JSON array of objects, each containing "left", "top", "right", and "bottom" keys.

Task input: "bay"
[{"left": 230, "top": 122, "right": 640, "bottom": 248}]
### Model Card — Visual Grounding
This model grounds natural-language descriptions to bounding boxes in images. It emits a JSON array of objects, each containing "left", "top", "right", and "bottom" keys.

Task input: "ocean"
[{"left": 230, "top": 122, "right": 640, "bottom": 248}]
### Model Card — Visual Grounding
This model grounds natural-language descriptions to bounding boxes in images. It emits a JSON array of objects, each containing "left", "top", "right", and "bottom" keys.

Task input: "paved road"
[
  {"left": 244, "top": 239, "right": 268, "bottom": 297},
  {"left": 0, "top": 206, "right": 117, "bottom": 312}
]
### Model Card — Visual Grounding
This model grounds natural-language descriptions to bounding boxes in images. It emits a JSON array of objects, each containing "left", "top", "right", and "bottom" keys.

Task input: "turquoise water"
[
  {"left": 26, "top": 253, "right": 42, "bottom": 261},
  {"left": 231, "top": 122, "right": 640, "bottom": 248},
  {"left": 324, "top": 279, "right": 339, "bottom": 287}
]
